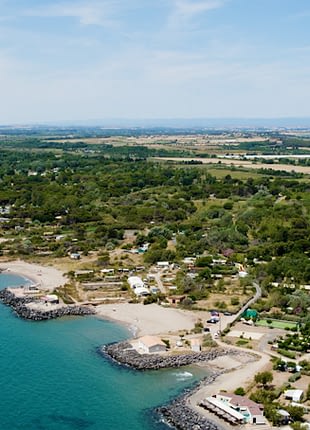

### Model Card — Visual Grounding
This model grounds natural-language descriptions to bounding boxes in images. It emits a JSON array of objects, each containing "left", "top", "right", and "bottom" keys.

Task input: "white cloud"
[
  {"left": 168, "top": 0, "right": 225, "bottom": 28},
  {"left": 174, "top": 0, "right": 225, "bottom": 18},
  {"left": 23, "top": 1, "right": 119, "bottom": 27}
]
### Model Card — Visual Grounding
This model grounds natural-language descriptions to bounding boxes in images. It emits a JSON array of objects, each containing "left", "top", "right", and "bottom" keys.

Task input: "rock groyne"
[
  {"left": 102, "top": 341, "right": 237, "bottom": 370},
  {"left": 157, "top": 373, "right": 226, "bottom": 430},
  {"left": 0, "top": 288, "right": 95, "bottom": 320}
]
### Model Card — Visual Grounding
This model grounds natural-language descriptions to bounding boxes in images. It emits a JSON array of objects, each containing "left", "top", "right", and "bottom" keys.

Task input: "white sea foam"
[{"left": 173, "top": 371, "right": 193, "bottom": 381}]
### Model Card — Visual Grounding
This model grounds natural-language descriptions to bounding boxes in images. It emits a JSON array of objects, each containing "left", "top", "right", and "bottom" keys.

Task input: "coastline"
[
  {"left": 0, "top": 260, "right": 67, "bottom": 290},
  {"left": 155, "top": 349, "right": 268, "bottom": 430},
  {"left": 0, "top": 260, "right": 269, "bottom": 429},
  {"left": 95, "top": 302, "right": 198, "bottom": 337},
  {"left": 102, "top": 338, "right": 264, "bottom": 430}
]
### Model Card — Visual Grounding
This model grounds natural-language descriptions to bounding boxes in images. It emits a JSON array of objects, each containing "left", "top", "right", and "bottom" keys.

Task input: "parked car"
[
  {"left": 203, "top": 327, "right": 211, "bottom": 332},
  {"left": 207, "top": 318, "right": 218, "bottom": 324},
  {"left": 211, "top": 310, "right": 220, "bottom": 317},
  {"left": 223, "top": 311, "right": 232, "bottom": 316}
]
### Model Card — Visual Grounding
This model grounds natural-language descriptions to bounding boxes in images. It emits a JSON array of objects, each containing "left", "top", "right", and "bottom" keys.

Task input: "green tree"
[{"left": 254, "top": 371, "right": 273, "bottom": 387}]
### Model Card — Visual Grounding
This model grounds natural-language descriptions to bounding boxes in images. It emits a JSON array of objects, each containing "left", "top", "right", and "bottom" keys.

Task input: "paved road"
[
  {"left": 153, "top": 271, "right": 166, "bottom": 294},
  {"left": 233, "top": 281, "right": 262, "bottom": 323},
  {"left": 205, "top": 282, "right": 262, "bottom": 339}
]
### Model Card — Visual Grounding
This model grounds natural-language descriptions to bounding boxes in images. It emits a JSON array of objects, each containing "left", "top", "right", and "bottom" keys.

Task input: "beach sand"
[
  {"left": 96, "top": 303, "right": 197, "bottom": 336},
  {"left": 0, "top": 260, "right": 272, "bottom": 427},
  {"left": 0, "top": 260, "right": 67, "bottom": 291},
  {"left": 188, "top": 347, "right": 270, "bottom": 416}
]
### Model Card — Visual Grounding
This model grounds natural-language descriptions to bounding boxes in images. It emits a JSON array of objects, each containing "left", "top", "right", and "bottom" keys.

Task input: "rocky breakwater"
[
  {"left": 0, "top": 288, "right": 95, "bottom": 321},
  {"left": 157, "top": 373, "right": 226, "bottom": 430},
  {"left": 102, "top": 341, "right": 237, "bottom": 370}
]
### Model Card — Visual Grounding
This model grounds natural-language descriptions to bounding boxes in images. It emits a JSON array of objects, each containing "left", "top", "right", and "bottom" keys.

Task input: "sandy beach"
[
  {"left": 0, "top": 260, "right": 199, "bottom": 336},
  {"left": 188, "top": 346, "right": 271, "bottom": 427},
  {"left": 0, "top": 260, "right": 67, "bottom": 291},
  {"left": 96, "top": 302, "right": 198, "bottom": 336},
  {"left": 190, "top": 349, "right": 269, "bottom": 403},
  {"left": 0, "top": 260, "right": 274, "bottom": 428}
]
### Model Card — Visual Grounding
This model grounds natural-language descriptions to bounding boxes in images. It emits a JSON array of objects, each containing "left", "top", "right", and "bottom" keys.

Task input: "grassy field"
[{"left": 256, "top": 319, "right": 298, "bottom": 330}]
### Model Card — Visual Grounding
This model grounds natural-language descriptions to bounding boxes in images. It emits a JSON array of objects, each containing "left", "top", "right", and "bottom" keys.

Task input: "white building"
[
  {"left": 101, "top": 268, "right": 115, "bottom": 274},
  {"left": 127, "top": 276, "right": 144, "bottom": 289},
  {"left": 212, "top": 393, "right": 266, "bottom": 425},
  {"left": 156, "top": 261, "right": 170, "bottom": 269},
  {"left": 137, "top": 336, "right": 166, "bottom": 354},
  {"left": 134, "top": 287, "right": 150, "bottom": 297},
  {"left": 41, "top": 294, "right": 59, "bottom": 304},
  {"left": 191, "top": 338, "right": 201, "bottom": 352},
  {"left": 285, "top": 389, "right": 303, "bottom": 403}
]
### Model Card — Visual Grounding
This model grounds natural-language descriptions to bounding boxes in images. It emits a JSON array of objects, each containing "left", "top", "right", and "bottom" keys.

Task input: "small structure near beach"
[
  {"left": 190, "top": 338, "right": 201, "bottom": 352},
  {"left": 201, "top": 392, "right": 266, "bottom": 425},
  {"left": 127, "top": 276, "right": 144, "bottom": 289},
  {"left": 136, "top": 336, "right": 166, "bottom": 354},
  {"left": 284, "top": 389, "right": 303, "bottom": 403},
  {"left": 41, "top": 294, "right": 59, "bottom": 304},
  {"left": 133, "top": 287, "right": 150, "bottom": 297},
  {"left": 166, "top": 295, "right": 185, "bottom": 307}
]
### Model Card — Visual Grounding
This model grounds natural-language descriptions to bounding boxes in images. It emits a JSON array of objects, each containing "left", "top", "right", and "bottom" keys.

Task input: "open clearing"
[
  {"left": 228, "top": 330, "right": 264, "bottom": 340},
  {"left": 153, "top": 157, "right": 310, "bottom": 174}
]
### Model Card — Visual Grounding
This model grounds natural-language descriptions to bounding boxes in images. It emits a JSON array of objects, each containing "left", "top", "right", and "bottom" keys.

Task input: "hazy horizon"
[{"left": 1, "top": 117, "right": 310, "bottom": 130}]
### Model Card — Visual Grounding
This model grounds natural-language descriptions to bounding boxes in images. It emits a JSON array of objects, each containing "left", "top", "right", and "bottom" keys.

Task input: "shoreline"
[
  {"left": 0, "top": 260, "right": 268, "bottom": 429},
  {"left": 102, "top": 340, "right": 238, "bottom": 371},
  {"left": 101, "top": 338, "right": 262, "bottom": 430},
  {"left": 95, "top": 303, "right": 198, "bottom": 337},
  {"left": 156, "top": 349, "right": 267, "bottom": 430},
  {"left": 0, "top": 260, "right": 68, "bottom": 291},
  {"left": 157, "top": 371, "right": 228, "bottom": 430}
]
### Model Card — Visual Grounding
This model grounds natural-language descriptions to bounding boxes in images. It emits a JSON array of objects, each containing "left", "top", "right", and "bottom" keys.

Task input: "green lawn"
[{"left": 256, "top": 319, "right": 298, "bottom": 330}]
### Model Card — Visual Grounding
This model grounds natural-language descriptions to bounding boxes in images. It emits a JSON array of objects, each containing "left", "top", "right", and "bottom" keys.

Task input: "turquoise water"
[{"left": 0, "top": 274, "right": 207, "bottom": 430}]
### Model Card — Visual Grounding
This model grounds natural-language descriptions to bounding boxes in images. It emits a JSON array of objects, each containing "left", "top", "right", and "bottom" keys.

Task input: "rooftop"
[{"left": 138, "top": 335, "right": 166, "bottom": 348}]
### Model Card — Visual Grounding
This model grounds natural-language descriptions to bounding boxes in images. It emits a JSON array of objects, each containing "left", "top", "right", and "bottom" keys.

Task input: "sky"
[{"left": 0, "top": 0, "right": 310, "bottom": 124}]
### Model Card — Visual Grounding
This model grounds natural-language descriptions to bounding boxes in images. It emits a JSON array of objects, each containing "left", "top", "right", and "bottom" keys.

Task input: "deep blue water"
[{"left": 0, "top": 274, "right": 207, "bottom": 430}]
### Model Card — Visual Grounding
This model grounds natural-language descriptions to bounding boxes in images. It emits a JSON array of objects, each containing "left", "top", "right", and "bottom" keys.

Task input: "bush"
[
  {"left": 192, "top": 320, "right": 204, "bottom": 334},
  {"left": 202, "top": 334, "right": 217, "bottom": 348},
  {"left": 161, "top": 339, "right": 170, "bottom": 349},
  {"left": 231, "top": 297, "right": 240, "bottom": 306},
  {"left": 234, "top": 387, "right": 245, "bottom": 396},
  {"left": 223, "top": 201, "right": 233, "bottom": 210},
  {"left": 254, "top": 371, "right": 273, "bottom": 386},
  {"left": 288, "top": 372, "right": 301, "bottom": 383},
  {"left": 143, "top": 295, "right": 158, "bottom": 305},
  {"left": 278, "top": 349, "right": 296, "bottom": 359},
  {"left": 236, "top": 339, "right": 249, "bottom": 346}
]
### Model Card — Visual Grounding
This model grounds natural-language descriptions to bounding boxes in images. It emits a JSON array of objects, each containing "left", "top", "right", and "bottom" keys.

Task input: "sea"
[{"left": 0, "top": 273, "right": 208, "bottom": 430}]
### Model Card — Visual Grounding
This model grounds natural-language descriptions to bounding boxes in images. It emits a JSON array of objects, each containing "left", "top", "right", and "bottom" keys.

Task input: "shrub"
[
  {"left": 254, "top": 371, "right": 273, "bottom": 386},
  {"left": 288, "top": 372, "right": 301, "bottom": 383},
  {"left": 161, "top": 339, "right": 170, "bottom": 349},
  {"left": 278, "top": 349, "right": 296, "bottom": 359},
  {"left": 231, "top": 297, "right": 240, "bottom": 306},
  {"left": 202, "top": 334, "right": 217, "bottom": 348},
  {"left": 236, "top": 339, "right": 249, "bottom": 346}
]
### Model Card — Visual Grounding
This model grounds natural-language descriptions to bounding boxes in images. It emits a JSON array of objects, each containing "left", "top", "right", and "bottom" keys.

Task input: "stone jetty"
[
  {"left": 0, "top": 288, "right": 95, "bottom": 320},
  {"left": 157, "top": 373, "right": 226, "bottom": 430},
  {"left": 102, "top": 341, "right": 237, "bottom": 370}
]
